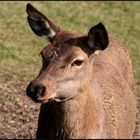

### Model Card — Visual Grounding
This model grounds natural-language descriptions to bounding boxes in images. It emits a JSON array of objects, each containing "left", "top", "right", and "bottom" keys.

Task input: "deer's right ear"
[{"left": 26, "top": 3, "right": 60, "bottom": 41}]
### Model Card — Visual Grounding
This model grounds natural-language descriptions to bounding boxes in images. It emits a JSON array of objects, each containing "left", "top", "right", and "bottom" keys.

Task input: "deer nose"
[{"left": 26, "top": 82, "right": 46, "bottom": 99}]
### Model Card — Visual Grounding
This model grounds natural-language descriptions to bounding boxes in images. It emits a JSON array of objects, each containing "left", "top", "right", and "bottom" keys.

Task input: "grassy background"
[{"left": 0, "top": 1, "right": 140, "bottom": 97}]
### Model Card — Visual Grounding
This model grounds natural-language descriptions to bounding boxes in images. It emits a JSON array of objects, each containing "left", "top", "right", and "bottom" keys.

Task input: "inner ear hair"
[
  {"left": 87, "top": 22, "right": 109, "bottom": 51},
  {"left": 26, "top": 3, "right": 60, "bottom": 41}
]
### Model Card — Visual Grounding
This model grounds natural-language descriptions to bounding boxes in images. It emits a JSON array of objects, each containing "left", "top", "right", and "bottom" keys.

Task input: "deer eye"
[{"left": 72, "top": 60, "right": 84, "bottom": 67}]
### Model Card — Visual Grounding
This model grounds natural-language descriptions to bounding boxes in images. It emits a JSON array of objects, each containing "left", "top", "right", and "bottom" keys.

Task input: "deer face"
[{"left": 26, "top": 3, "right": 109, "bottom": 103}]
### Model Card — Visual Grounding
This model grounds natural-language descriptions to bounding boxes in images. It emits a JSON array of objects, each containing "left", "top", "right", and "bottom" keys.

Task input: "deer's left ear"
[{"left": 87, "top": 23, "right": 109, "bottom": 51}]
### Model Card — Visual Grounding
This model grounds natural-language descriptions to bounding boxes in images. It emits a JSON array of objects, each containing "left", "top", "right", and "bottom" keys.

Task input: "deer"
[{"left": 25, "top": 3, "right": 137, "bottom": 139}]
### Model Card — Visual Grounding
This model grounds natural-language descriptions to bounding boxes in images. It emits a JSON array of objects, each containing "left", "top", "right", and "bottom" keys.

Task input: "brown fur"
[
  {"left": 26, "top": 3, "right": 137, "bottom": 139},
  {"left": 92, "top": 36, "right": 136, "bottom": 138},
  {"left": 36, "top": 37, "right": 136, "bottom": 139}
]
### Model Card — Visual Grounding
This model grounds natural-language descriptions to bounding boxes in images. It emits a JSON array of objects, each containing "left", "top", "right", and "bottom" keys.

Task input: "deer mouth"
[
  {"left": 34, "top": 94, "right": 74, "bottom": 103},
  {"left": 31, "top": 93, "right": 57, "bottom": 103},
  {"left": 53, "top": 96, "right": 74, "bottom": 102},
  {"left": 28, "top": 90, "right": 74, "bottom": 103}
]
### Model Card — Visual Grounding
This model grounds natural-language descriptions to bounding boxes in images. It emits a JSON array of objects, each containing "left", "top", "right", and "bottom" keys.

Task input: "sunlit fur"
[{"left": 26, "top": 3, "right": 136, "bottom": 139}]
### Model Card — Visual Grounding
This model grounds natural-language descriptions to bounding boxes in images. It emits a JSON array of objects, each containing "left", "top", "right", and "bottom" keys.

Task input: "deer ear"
[
  {"left": 87, "top": 23, "right": 109, "bottom": 51},
  {"left": 26, "top": 3, "right": 60, "bottom": 41}
]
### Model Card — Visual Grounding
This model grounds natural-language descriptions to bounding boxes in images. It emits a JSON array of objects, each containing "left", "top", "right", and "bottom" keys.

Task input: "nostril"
[
  {"left": 30, "top": 86, "right": 36, "bottom": 94},
  {"left": 36, "top": 86, "right": 46, "bottom": 98}
]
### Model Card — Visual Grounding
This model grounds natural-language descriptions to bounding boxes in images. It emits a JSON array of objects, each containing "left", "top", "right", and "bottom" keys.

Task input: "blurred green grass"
[{"left": 0, "top": 1, "right": 140, "bottom": 97}]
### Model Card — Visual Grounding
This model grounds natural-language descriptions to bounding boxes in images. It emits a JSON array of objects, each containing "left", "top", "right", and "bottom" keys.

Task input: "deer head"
[{"left": 26, "top": 3, "right": 109, "bottom": 103}]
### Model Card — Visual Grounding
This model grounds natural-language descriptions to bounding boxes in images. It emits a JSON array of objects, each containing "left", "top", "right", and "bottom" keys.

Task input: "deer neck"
[
  {"left": 50, "top": 92, "right": 86, "bottom": 139},
  {"left": 51, "top": 87, "right": 103, "bottom": 139}
]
